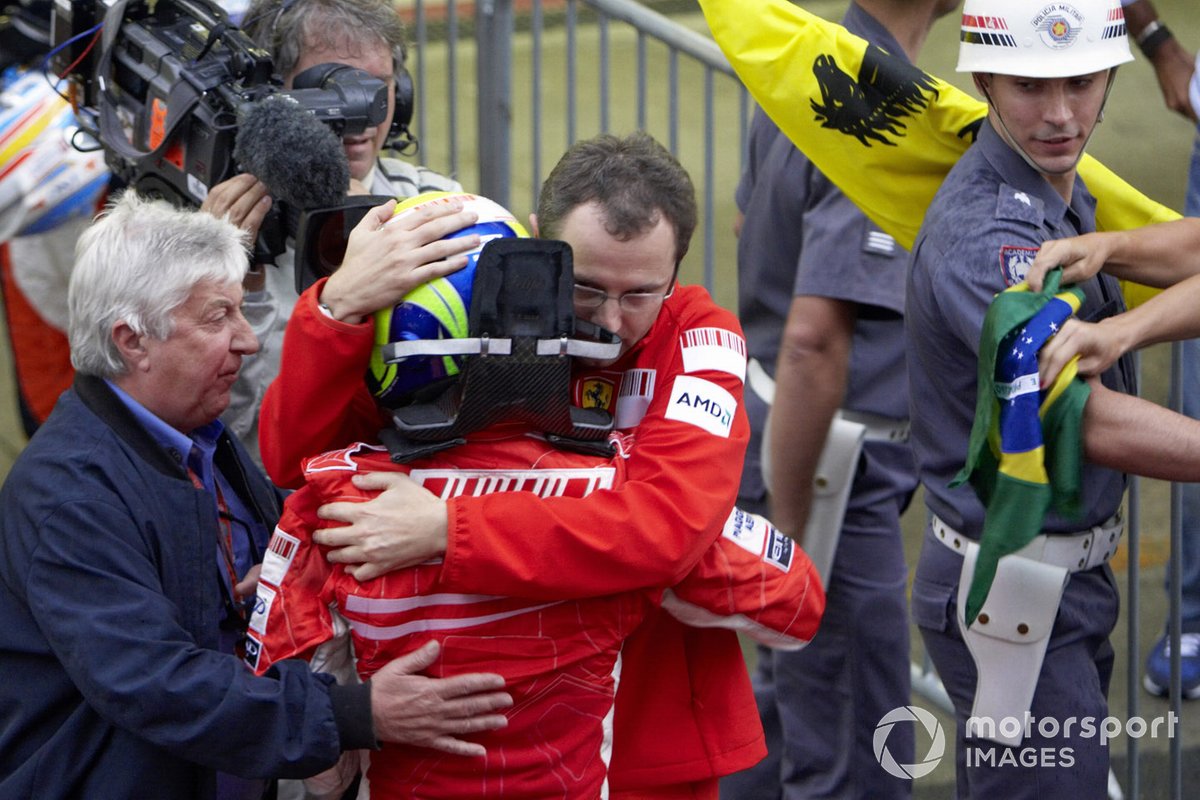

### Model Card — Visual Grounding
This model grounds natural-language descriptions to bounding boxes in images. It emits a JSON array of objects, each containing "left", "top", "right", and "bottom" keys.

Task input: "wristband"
[{"left": 1136, "top": 20, "right": 1172, "bottom": 60}]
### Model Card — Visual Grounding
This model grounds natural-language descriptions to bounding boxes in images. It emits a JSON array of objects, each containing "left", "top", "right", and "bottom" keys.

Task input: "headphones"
[
  {"left": 389, "top": 62, "right": 417, "bottom": 154},
  {"left": 259, "top": 0, "right": 418, "bottom": 153}
]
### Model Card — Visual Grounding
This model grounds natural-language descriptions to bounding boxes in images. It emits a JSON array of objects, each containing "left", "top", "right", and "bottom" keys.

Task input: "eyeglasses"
[{"left": 572, "top": 280, "right": 676, "bottom": 314}]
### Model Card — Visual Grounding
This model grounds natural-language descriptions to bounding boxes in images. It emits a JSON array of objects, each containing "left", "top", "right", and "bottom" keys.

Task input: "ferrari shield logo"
[
  {"left": 999, "top": 245, "right": 1039, "bottom": 287},
  {"left": 581, "top": 378, "right": 615, "bottom": 411}
]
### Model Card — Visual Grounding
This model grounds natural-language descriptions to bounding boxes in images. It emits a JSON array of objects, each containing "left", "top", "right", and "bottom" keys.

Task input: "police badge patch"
[{"left": 999, "top": 245, "right": 1039, "bottom": 286}]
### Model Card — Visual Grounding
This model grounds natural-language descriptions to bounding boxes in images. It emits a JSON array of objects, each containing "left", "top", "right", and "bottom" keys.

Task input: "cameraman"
[{"left": 200, "top": 0, "right": 470, "bottom": 464}]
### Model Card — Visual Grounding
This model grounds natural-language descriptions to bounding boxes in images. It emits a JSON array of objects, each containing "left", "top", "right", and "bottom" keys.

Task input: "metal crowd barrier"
[{"left": 402, "top": 0, "right": 748, "bottom": 303}]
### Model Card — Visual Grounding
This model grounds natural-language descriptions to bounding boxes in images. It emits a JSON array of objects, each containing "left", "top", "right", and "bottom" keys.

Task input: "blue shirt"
[{"left": 104, "top": 381, "right": 268, "bottom": 636}]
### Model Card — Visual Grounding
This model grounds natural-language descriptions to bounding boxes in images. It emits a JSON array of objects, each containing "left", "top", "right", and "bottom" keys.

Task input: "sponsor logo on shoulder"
[
  {"left": 680, "top": 327, "right": 747, "bottom": 382},
  {"left": 260, "top": 530, "right": 300, "bottom": 586},
  {"left": 665, "top": 375, "right": 736, "bottom": 437},
  {"left": 999, "top": 245, "right": 1039, "bottom": 287}
]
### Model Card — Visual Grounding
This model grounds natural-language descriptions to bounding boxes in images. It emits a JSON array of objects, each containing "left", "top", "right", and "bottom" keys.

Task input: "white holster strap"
[
  {"left": 749, "top": 358, "right": 908, "bottom": 585},
  {"left": 795, "top": 414, "right": 864, "bottom": 585},
  {"left": 956, "top": 543, "right": 1067, "bottom": 746},
  {"left": 933, "top": 514, "right": 1123, "bottom": 746}
]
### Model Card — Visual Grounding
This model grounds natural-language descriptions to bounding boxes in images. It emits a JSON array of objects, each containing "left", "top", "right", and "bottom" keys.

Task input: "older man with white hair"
[{"left": 0, "top": 191, "right": 510, "bottom": 800}]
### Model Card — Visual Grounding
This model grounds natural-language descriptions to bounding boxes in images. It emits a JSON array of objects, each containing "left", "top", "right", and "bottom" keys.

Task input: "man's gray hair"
[
  {"left": 68, "top": 191, "right": 250, "bottom": 379},
  {"left": 245, "top": 0, "right": 408, "bottom": 79}
]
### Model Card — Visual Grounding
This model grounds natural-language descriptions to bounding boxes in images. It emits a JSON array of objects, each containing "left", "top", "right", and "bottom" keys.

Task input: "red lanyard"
[{"left": 187, "top": 467, "right": 242, "bottom": 608}]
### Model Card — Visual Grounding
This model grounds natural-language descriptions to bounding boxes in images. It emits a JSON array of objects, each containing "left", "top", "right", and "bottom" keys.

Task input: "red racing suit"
[
  {"left": 259, "top": 280, "right": 766, "bottom": 790},
  {"left": 248, "top": 434, "right": 823, "bottom": 798}
]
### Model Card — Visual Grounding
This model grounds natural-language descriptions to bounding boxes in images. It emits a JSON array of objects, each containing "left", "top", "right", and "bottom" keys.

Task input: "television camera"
[{"left": 49, "top": 0, "right": 391, "bottom": 263}]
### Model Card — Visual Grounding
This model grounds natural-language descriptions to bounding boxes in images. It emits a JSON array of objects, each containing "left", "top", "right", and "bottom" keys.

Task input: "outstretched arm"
[
  {"left": 259, "top": 199, "right": 480, "bottom": 486},
  {"left": 1084, "top": 381, "right": 1200, "bottom": 481},
  {"left": 1039, "top": 270, "right": 1200, "bottom": 385},
  {"left": 1026, "top": 218, "right": 1200, "bottom": 292}
]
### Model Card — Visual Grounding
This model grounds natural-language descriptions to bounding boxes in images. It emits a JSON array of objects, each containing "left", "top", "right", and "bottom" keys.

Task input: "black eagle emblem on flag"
[{"left": 810, "top": 45, "right": 940, "bottom": 147}]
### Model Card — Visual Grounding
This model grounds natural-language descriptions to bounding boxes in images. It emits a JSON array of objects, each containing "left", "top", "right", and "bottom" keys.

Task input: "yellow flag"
[{"left": 698, "top": 0, "right": 1177, "bottom": 304}]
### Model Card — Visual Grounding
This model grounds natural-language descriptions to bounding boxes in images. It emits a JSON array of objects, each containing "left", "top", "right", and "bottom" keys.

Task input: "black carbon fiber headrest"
[{"left": 380, "top": 238, "right": 621, "bottom": 463}]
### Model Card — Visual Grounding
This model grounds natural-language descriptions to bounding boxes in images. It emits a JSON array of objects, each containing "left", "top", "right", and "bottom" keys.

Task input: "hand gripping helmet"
[
  {"left": 957, "top": 0, "right": 1133, "bottom": 78},
  {"left": 367, "top": 194, "right": 622, "bottom": 462},
  {"left": 366, "top": 192, "right": 531, "bottom": 407}
]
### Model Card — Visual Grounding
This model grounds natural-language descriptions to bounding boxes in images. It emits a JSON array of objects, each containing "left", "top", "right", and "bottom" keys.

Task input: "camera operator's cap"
[
  {"left": 367, "top": 192, "right": 530, "bottom": 408},
  {"left": 957, "top": 0, "right": 1133, "bottom": 78}
]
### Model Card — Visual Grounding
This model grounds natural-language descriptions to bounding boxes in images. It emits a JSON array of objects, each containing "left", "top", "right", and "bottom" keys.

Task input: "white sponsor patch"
[
  {"left": 665, "top": 375, "right": 736, "bottom": 438},
  {"left": 260, "top": 529, "right": 300, "bottom": 587},
  {"left": 721, "top": 507, "right": 793, "bottom": 572},
  {"left": 248, "top": 583, "right": 276, "bottom": 635},
  {"left": 615, "top": 368, "right": 655, "bottom": 429},
  {"left": 680, "top": 328, "right": 747, "bottom": 382},
  {"left": 723, "top": 507, "right": 767, "bottom": 555}
]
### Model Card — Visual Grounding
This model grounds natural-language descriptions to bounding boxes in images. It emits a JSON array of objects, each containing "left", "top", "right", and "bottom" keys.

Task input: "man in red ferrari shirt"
[{"left": 260, "top": 132, "right": 765, "bottom": 798}]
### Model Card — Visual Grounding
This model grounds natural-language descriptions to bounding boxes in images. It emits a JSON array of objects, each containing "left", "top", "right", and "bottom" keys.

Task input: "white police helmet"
[{"left": 957, "top": 0, "right": 1133, "bottom": 78}]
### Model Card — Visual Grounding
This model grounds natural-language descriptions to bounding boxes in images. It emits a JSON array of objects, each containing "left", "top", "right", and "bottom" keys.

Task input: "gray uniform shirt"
[
  {"left": 735, "top": 2, "right": 915, "bottom": 513},
  {"left": 905, "top": 120, "right": 1133, "bottom": 538}
]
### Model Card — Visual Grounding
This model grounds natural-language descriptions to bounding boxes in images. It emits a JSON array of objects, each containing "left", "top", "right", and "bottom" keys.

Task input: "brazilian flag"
[
  {"left": 952, "top": 271, "right": 1090, "bottom": 626},
  {"left": 698, "top": 0, "right": 1179, "bottom": 306}
]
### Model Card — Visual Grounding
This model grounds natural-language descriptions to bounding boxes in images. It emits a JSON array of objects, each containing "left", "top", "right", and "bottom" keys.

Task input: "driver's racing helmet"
[
  {"left": 0, "top": 68, "right": 109, "bottom": 241},
  {"left": 366, "top": 192, "right": 530, "bottom": 408},
  {"left": 956, "top": 0, "right": 1133, "bottom": 78}
]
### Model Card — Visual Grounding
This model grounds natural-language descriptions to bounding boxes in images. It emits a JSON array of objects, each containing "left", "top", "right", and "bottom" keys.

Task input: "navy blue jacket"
[{"left": 0, "top": 375, "right": 373, "bottom": 799}]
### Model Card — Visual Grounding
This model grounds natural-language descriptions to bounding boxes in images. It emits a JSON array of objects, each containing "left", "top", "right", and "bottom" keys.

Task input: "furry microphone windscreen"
[{"left": 234, "top": 95, "right": 349, "bottom": 209}]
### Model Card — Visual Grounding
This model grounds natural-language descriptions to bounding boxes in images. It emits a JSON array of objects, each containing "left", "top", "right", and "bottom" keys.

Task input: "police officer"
[
  {"left": 907, "top": 0, "right": 1200, "bottom": 796},
  {"left": 723, "top": 2, "right": 957, "bottom": 798}
]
